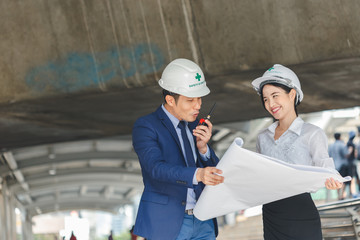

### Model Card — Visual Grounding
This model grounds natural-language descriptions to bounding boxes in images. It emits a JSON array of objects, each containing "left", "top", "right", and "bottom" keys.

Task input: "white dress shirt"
[
  {"left": 256, "top": 117, "right": 336, "bottom": 170},
  {"left": 161, "top": 105, "right": 210, "bottom": 210}
]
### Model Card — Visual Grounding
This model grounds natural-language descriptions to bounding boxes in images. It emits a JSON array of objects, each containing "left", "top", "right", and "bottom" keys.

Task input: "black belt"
[{"left": 185, "top": 209, "right": 194, "bottom": 215}]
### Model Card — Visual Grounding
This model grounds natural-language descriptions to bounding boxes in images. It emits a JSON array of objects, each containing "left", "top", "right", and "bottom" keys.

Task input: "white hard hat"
[
  {"left": 158, "top": 58, "right": 210, "bottom": 98},
  {"left": 252, "top": 64, "right": 304, "bottom": 104}
]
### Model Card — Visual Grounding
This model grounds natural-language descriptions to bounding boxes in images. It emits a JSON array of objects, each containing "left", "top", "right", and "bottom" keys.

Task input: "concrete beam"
[
  {"left": 26, "top": 197, "right": 132, "bottom": 216},
  {"left": 9, "top": 171, "right": 142, "bottom": 194},
  {"left": 0, "top": 1, "right": 359, "bottom": 149},
  {"left": 19, "top": 151, "right": 138, "bottom": 169}
]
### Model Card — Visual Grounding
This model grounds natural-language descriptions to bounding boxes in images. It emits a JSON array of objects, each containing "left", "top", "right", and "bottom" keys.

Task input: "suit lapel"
[
  {"left": 156, "top": 106, "right": 182, "bottom": 150},
  {"left": 156, "top": 106, "right": 203, "bottom": 167},
  {"left": 189, "top": 120, "right": 206, "bottom": 168}
]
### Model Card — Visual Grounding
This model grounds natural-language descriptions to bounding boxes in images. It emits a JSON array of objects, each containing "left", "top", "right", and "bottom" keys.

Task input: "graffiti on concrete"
[{"left": 26, "top": 43, "right": 164, "bottom": 92}]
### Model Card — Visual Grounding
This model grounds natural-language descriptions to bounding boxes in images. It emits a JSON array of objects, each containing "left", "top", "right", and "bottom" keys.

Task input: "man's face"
[{"left": 166, "top": 95, "right": 202, "bottom": 122}]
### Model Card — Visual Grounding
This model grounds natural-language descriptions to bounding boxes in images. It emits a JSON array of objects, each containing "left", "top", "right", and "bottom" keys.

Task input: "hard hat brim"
[
  {"left": 182, "top": 86, "right": 210, "bottom": 98},
  {"left": 251, "top": 76, "right": 304, "bottom": 102},
  {"left": 159, "top": 79, "right": 210, "bottom": 98},
  {"left": 251, "top": 76, "right": 292, "bottom": 92}
]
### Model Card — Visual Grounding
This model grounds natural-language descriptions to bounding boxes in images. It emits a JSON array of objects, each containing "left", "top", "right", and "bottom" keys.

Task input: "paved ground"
[{"left": 218, "top": 214, "right": 263, "bottom": 240}]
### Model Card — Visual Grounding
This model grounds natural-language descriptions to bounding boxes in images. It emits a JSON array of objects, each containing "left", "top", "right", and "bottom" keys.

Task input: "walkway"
[{"left": 218, "top": 215, "right": 263, "bottom": 240}]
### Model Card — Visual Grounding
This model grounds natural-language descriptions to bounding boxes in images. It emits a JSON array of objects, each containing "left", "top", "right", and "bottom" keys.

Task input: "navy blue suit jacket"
[{"left": 132, "top": 106, "right": 219, "bottom": 240}]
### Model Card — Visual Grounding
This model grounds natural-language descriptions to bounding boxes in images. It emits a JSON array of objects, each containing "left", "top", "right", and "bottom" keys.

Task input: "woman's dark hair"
[
  {"left": 260, "top": 82, "right": 300, "bottom": 116},
  {"left": 162, "top": 89, "right": 180, "bottom": 104}
]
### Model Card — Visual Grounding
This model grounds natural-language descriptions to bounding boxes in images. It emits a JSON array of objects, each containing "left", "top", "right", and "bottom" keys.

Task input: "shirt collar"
[
  {"left": 161, "top": 104, "right": 184, "bottom": 129},
  {"left": 267, "top": 117, "right": 304, "bottom": 136}
]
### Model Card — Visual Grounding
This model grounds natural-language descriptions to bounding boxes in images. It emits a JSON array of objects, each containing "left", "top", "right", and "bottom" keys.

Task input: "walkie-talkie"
[{"left": 198, "top": 102, "right": 216, "bottom": 126}]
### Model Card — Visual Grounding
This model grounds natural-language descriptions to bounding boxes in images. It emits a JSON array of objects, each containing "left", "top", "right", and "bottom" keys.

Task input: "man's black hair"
[
  {"left": 334, "top": 133, "right": 341, "bottom": 140},
  {"left": 162, "top": 89, "right": 180, "bottom": 104}
]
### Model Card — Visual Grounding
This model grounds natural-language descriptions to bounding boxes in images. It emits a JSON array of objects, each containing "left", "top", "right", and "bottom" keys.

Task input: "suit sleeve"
[
  {"left": 204, "top": 146, "right": 220, "bottom": 166},
  {"left": 132, "top": 117, "right": 197, "bottom": 188}
]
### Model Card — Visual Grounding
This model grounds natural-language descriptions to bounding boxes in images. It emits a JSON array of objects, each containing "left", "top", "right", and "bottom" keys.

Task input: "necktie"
[{"left": 178, "top": 121, "right": 196, "bottom": 167}]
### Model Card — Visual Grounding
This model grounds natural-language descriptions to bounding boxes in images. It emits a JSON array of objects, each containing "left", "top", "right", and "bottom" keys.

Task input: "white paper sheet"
[{"left": 193, "top": 138, "right": 351, "bottom": 221}]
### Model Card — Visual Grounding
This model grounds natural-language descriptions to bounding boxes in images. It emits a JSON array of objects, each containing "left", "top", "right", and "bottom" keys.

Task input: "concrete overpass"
[{"left": 0, "top": 0, "right": 360, "bottom": 239}]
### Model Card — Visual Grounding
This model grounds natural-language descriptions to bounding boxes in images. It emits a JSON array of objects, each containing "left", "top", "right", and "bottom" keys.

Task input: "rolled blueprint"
[{"left": 194, "top": 138, "right": 351, "bottom": 221}]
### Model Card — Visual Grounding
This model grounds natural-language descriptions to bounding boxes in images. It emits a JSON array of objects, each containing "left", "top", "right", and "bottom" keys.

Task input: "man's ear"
[{"left": 165, "top": 95, "right": 175, "bottom": 107}]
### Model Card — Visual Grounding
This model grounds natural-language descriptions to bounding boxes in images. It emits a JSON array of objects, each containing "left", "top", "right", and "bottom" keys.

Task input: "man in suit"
[{"left": 132, "top": 58, "right": 224, "bottom": 240}]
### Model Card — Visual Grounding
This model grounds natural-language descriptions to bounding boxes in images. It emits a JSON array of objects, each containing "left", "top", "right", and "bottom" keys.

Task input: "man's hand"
[
  {"left": 193, "top": 119, "right": 212, "bottom": 154},
  {"left": 196, "top": 167, "right": 224, "bottom": 185}
]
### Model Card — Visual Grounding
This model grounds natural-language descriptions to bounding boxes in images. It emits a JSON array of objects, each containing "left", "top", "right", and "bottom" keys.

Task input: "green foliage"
[
  {"left": 33, "top": 231, "right": 131, "bottom": 240},
  {"left": 114, "top": 232, "right": 131, "bottom": 240},
  {"left": 93, "top": 232, "right": 131, "bottom": 240},
  {"left": 33, "top": 234, "right": 57, "bottom": 240}
]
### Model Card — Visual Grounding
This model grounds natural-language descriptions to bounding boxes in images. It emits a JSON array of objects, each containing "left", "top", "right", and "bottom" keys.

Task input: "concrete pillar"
[
  {"left": 0, "top": 180, "right": 6, "bottom": 240},
  {"left": 1, "top": 180, "right": 31, "bottom": 240},
  {"left": 3, "top": 180, "right": 11, "bottom": 240},
  {"left": 22, "top": 210, "right": 33, "bottom": 240},
  {"left": 2, "top": 180, "right": 16, "bottom": 240}
]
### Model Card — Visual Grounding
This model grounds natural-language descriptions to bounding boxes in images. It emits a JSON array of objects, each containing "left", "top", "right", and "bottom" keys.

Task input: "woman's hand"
[{"left": 325, "top": 177, "right": 343, "bottom": 190}]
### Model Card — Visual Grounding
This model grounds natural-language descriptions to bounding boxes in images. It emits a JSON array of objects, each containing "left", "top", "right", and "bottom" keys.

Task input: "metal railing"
[{"left": 318, "top": 198, "right": 360, "bottom": 240}]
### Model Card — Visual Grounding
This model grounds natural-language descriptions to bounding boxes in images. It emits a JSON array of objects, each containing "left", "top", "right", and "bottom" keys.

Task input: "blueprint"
[{"left": 194, "top": 138, "right": 351, "bottom": 221}]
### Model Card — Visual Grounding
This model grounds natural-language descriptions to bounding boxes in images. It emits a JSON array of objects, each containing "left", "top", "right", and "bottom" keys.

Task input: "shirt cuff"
[
  {"left": 193, "top": 168, "right": 199, "bottom": 185},
  {"left": 199, "top": 145, "right": 210, "bottom": 160}
]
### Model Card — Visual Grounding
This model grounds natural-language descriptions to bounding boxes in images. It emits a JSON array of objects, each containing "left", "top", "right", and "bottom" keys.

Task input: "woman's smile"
[{"left": 271, "top": 106, "right": 281, "bottom": 114}]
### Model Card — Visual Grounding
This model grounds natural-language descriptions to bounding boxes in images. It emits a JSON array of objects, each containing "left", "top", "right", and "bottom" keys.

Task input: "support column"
[
  {"left": 22, "top": 210, "right": 33, "bottom": 240},
  {"left": 3, "top": 180, "right": 11, "bottom": 240},
  {"left": 3, "top": 180, "right": 16, "bottom": 240},
  {"left": 0, "top": 179, "right": 6, "bottom": 240}
]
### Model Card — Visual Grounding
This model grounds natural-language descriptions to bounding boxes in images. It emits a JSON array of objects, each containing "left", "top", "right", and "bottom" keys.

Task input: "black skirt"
[{"left": 262, "top": 193, "right": 322, "bottom": 240}]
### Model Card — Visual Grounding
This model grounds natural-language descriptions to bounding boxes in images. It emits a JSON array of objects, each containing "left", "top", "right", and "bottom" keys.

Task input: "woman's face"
[{"left": 262, "top": 84, "right": 296, "bottom": 120}]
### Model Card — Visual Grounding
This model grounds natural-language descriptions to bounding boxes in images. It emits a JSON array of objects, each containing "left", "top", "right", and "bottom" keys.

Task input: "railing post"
[{"left": 346, "top": 207, "right": 360, "bottom": 240}]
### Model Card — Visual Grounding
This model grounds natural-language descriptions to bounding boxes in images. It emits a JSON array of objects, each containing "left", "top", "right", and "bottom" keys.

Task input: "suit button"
[{"left": 181, "top": 201, "right": 186, "bottom": 206}]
